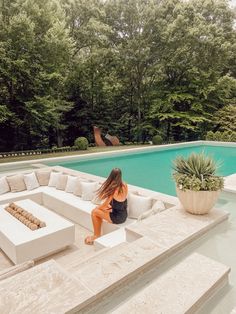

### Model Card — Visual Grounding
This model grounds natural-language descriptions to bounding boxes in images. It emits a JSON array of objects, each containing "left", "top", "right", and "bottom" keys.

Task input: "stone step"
[
  {"left": 110, "top": 253, "right": 230, "bottom": 314},
  {"left": 72, "top": 237, "right": 166, "bottom": 296},
  {"left": 56, "top": 242, "right": 129, "bottom": 273},
  {"left": 54, "top": 206, "right": 229, "bottom": 312},
  {"left": 70, "top": 207, "right": 229, "bottom": 299}
]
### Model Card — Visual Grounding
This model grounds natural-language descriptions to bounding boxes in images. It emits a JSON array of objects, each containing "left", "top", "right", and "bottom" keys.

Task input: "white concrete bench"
[{"left": 94, "top": 224, "right": 141, "bottom": 251}]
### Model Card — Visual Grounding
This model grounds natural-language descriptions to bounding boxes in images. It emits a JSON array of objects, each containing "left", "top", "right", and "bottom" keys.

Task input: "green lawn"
[{"left": 0, "top": 145, "right": 149, "bottom": 164}]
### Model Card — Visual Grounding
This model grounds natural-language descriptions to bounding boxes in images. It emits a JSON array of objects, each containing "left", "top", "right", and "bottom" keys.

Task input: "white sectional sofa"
[
  {"left": 0, "top": 167, "right": 174, "bottom": 257},
  {"left": 0, "top": 185, "right": 133, "bottom": 234}
]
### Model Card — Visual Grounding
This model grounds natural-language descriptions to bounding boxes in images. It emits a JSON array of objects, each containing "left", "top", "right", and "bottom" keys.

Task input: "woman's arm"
[{"left": 97, "top": 194, "right": 113, "bottom": 210}]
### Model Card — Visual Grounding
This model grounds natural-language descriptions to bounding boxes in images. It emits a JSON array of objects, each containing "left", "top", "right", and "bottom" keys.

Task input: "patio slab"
[
  {"left": 126, "top": 207, "right": 229, "bottom": 251},
  {"left": 111, "top": 253, "right": 230, "bottom": 314},
  {"left": 231, "top": 307, "right": 236, "bottom": 314},
  {"left": 0, "top": 260, "right": 95, "bottom": 314}
]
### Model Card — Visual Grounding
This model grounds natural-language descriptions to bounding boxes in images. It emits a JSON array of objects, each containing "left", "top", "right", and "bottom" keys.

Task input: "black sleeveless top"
[{"left": 109, "top": 198, "right": 128, "bottom": 224}]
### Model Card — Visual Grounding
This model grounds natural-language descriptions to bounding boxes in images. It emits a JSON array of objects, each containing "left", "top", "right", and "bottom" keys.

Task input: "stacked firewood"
[{"left": 5, "top": 203, "right": 46, "bottom": 231}]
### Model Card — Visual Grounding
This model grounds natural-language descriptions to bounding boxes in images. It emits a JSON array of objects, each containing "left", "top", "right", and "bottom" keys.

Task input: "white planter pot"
[{"left": 176, "top": 187, "right": 221, "bottom": 215}]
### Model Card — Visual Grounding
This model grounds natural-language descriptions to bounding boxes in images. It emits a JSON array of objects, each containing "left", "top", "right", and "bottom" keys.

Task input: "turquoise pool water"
[{"left": 52, "top": 145, "right": 236, "bottom": 196}]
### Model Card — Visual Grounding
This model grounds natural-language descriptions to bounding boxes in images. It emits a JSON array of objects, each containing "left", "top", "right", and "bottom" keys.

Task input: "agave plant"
[
  {"left": 173, "top": 152, "right": 218, "bottom": 179},
  {"left": 173, "top": 152, "right": 224, "bottom": 191}
]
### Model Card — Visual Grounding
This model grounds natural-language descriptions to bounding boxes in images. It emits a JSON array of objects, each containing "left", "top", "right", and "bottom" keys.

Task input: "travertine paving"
[
  {"left": 68, "top": 207, "right": 228, "bottom": 298},
  {"left": 111, "top": 253, "right": 230, "bottom": 314},
  {"left": 73, "top": 237, "right": 166, "bottom": 295},
  {"left": 0, "top": 260, "right": 94, "bottom": 314},
  {"left": 231, "top": 307, "right": 236, "bottom": 314},
  {"left": 126, "top": 207, "right": 229, "bottom": 251}
]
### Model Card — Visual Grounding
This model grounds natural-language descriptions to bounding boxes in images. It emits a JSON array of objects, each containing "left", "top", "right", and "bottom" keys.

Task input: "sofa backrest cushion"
[
  {"left": 80, "top": 181, "right": 99, "bottom": 201},
  {"left": 65, "top": 175, "right": 78, "bottom": 193},
  {"left": 48, "top": 172, "right": 62, "bottom": 187},
  {"left": 6, "top": 174, "right": 27, "bottom": 192},
  {"left": 56, "top": 174, "right": 68, "bottom": 190},
  {"left": 151, "top": 199, "right": 166, "bottom": 212},
  {"left": 0, "top": 176, "right": 10, "bottom": 195},
  {"left": 127, "top": 192, "right": 152, "bottom": 219},
  {"left": 73, "top": 178, "right": 91, "bottom": 197},
  {"left": 23, "top": 172, "right": 40, "bottom": 190},
  {"left": 35, "top": 170, "right": 51, "bottom": 186}
]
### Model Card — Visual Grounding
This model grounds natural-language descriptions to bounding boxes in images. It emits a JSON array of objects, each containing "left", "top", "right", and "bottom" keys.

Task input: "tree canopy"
[{"left": 0, "top": 0, "right": 235, "bottom": 151}]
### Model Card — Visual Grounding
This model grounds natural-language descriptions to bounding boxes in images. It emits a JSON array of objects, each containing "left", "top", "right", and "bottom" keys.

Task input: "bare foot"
[{"left": 84, "top": 235, "right": 98, "bottom": 245}]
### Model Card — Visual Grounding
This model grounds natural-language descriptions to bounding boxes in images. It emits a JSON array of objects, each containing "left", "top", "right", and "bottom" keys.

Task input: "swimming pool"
[{"left": 49, "top": 143, "right": 236, "bottom": 196}]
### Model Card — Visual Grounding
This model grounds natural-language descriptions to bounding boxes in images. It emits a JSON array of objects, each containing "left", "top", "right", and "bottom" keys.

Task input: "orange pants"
[{"left": 91, "top": 207, "right": 112, "bottom": 237}]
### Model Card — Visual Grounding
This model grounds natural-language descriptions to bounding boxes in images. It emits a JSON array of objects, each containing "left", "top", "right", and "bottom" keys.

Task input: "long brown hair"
[{"left": 97, "top": 168, "right": 124, "bottom": 200}]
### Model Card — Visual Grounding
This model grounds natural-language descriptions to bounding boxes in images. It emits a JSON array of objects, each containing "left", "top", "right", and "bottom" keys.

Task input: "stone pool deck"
[{"left": 0, "top": 201, "right": 230, "bottom": 313}]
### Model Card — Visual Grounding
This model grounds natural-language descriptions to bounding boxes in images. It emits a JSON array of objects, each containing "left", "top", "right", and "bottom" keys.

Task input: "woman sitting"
[{"left": 85, "top": 168, "right": 128, "bottom": 245}]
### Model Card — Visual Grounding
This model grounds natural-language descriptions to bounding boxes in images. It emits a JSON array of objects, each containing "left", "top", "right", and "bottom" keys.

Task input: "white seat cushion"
[{"left": 42, "top": 187, "right": 95, "bottom": 213}]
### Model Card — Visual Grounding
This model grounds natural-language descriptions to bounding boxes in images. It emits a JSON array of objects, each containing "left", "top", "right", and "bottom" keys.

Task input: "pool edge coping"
[{"left": 1, "top": 140, "right": 236, "bottom": 169}]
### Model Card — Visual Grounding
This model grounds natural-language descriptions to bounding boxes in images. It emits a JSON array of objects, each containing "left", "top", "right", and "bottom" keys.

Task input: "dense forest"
[{"left": 0, "top": 0, "right": 236, "bottom": 152}]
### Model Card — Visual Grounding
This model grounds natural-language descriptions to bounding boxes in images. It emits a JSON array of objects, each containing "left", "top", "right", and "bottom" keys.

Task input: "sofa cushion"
[
  {"left": 152, "top": 199, "right": 166, "bottom": 212},
  {"left": 23, "top": 172, "right": 40, "bottom": 191},
  {"left": 56, "top": 174, "right": 68, "bottom": 191},
  {"left": 73, "top": 178, "right": 91, "bottom": 197},
  {"left": 137, "top": 199, "right": 166, "bottom": 221},
  {"left": 65, "top": 175, "right": 77, "bottom": 193},
  {"left": 128, "top": 193, "right": 152, "bottom": 219},
  {"left": 6, "top": 174, "right": 26, "bottom": 192},
  {"left": 35, "top": 170, "right": 51, "bottom": 186},
  {"left": 42, "top": 187, "right": 95, "bottom": 214},
  {"left": 81, "top": 181, "right": 99, "bottom": 201},
  {"left": 0, "top": 176, "right": 10, "bottom": 195},
  {"left": 48, "top": 172, "right": 62, "bottom": 187}
]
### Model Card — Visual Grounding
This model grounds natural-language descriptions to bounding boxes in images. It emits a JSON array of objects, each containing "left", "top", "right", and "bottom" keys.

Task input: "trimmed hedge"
[
  {"left": 0, "top": 146, "right": 78, "bottom": 158},
  {"left": 74, "top": 137, "right": 89, "bottom": 150},
  {"left": 152, "top": 134, "right": 163, "bottom": 145}
]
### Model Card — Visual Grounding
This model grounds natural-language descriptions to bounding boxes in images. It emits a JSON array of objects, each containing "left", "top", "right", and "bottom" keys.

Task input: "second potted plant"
[{"left": 173, "top": 152, "right": 224, "bottom": 215}]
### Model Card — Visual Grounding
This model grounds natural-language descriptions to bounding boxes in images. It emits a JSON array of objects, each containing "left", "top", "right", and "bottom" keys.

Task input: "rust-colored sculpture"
[
  {"left": 93, "top": 126, "right": 106, "bottom": 147},
  {"left": 93, "top": 126, "right": 120, "bottom": 146},
  {"left": 105, "top": 133, "right": 120, "bottom": 146},
  {"left": 5, "top": 203, "right": 46, "bottom": 231}
]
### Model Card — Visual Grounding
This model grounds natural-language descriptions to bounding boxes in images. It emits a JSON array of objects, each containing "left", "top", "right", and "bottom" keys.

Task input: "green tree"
[{"left": 0, "top": 0, "right": 74, "bottom": 150}]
